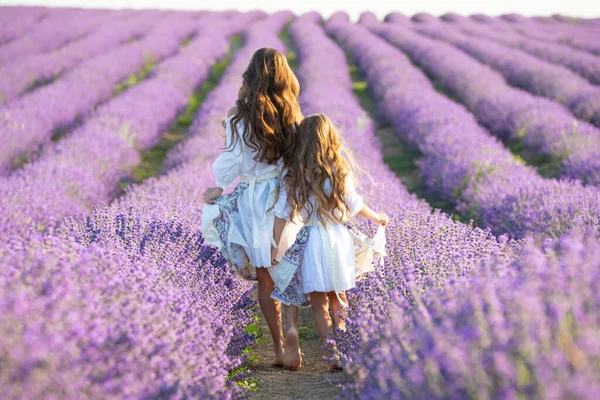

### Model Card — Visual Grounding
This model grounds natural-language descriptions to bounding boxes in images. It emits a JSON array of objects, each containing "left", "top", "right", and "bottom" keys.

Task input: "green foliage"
[
  {"left": 346, "top": 55, "right": 464, "bottom": 220},
  {"left": 113, "top": 57, "right": 155, "bottom": 96},
  {"left": 279, "top": 27, "right": 299, "bottom": 70},
  {"left": 236, "top": 377, "right": 259, "bottom": 391},
  {"left": 124, "top": 35, "right": 246, "bottom": 188},
  {"left": 227, "top": 316, "right": 262, "bottom": 392},
  {"left": 179, "top": 34, "right": 195, "bottom": 49},
  {"left": 129, "top": 132, "right": 187, "bottom": 183},
  {"left": 177, "top": 35, "right": 241, "bottom": 127},
  {"left": 298, "top": 324, "right": 320, "bottom": 341}
]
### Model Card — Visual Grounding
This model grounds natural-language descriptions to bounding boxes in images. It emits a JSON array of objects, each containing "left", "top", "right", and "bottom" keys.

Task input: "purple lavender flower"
[{"left": 327, "top": 18, "right": 600, "bottom": 238}]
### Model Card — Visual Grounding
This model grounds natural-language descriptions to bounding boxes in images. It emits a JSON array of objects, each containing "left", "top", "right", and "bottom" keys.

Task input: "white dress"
[
  {"left": 204, "top": 115, "right": 282, "bottom": 269},
  {"left": 273, "top": 175, "right": 365, "bottom": 294}
]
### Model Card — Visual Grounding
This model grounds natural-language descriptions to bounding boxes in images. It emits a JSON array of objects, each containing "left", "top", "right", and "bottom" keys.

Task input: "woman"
[{"left": 201, "top": 48, "right": 303, "bottom": 367}]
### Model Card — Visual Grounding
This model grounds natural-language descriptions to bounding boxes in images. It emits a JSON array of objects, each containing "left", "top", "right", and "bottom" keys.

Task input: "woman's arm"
[{"left": 204, "top": 108, "right": 242, "bottom": 203}]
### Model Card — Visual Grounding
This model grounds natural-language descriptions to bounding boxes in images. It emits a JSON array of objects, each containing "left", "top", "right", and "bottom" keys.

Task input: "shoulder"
[
  {"left": 224, "top": 106, "right": 240, "bottom": 134},
  {"left": 227, "top": 106, "right": 238, "bottom": 117}
]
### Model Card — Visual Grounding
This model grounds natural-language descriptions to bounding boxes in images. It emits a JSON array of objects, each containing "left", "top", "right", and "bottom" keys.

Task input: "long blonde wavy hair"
[
  {"left": 283, "top": 114, "right": 358, "bottom": 225},
  {"left": 228, "top": 47, "right": 302, "bottom": 165}
]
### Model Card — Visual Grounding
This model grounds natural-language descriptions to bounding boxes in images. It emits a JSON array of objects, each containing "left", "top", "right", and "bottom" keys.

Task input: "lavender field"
[{"left": 1, "top": 6, "right": 599, "bottom": 399}]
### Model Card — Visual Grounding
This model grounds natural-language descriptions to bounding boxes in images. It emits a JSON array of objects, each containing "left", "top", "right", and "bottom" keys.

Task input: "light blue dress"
[{"left": 202, "top": 116, "right": 282, "bottom": 278}]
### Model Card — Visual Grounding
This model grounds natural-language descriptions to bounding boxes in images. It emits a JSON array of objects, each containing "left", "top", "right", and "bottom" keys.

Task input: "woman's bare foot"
[
  {"left": 274, "top": 341, "right": 285, "bottom": 367},
  {"left": 283, "top": 326, "right": 302, "bottom": 370}
]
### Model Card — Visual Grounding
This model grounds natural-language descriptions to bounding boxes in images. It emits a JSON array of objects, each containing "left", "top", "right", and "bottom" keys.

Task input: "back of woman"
[
  {"left": 201, "top": 47, "right": 302, "bottom": 367},
  {"left": 204, "top": 47, "right": 302, "bottom": 270}
]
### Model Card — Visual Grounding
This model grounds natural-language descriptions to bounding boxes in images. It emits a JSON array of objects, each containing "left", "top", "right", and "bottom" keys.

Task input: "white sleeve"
[
  {"left": 212, "top": 116, "right": 242, "bottom": 189},
  {"left": 273, "top": 175, "right": 292, "bottom": 221},
  {"left": 344, "top": 177, "right": 364, "bottom": 216}
]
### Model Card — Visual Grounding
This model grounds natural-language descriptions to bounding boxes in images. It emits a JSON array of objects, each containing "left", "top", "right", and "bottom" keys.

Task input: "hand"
[
  {"left": 377, "top": 213, "right": 389, "bottom": 227},
  {"left": 202, "top": 187, "right": 223, "bottom": 204},
  {"left": 271, "top": 245, "right": 279, "bottom": 265}
]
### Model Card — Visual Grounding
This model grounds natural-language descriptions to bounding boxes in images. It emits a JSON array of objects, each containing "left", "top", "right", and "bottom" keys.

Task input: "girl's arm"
[
  {"left": 345, "top": 177, "right": 388, "bottom": 226},
  {"left": 273, "top": 217, "right": 286, "bottom": 244},
  {"left": 358, "top": 204, "right": 389, "bottom": 226},
  {"left": 203, "top": 108, "right": 242, "bottom": 204}
]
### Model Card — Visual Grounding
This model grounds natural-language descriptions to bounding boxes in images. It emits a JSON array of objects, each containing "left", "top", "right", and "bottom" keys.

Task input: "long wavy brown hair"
[
  {"left": 283, "top": 114, "right": 358, "bottom": 225},
  {"left": 227, "top": 47, "right": 302, "bottom": 165}
]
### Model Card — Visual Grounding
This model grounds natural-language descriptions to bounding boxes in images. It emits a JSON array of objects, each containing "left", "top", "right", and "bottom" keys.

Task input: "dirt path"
[{"left": 250, "top": 306, "right": 343, "bottom": 400}]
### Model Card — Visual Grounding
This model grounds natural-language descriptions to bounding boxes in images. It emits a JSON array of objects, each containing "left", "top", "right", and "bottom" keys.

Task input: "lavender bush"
[
  {"left": 440, "top": 13, "right": 600, "bottom": 85},
  {"left": 472, "top": 14, "right": 600, "bottom": 58},
  {"left": 0, "top": 9, "right": 122, "bottom": 65},
  {"left": 337, "top": 229, "right": 600, "bottom": 399},
  {"left": 370, "top": 21, "right": 600, "bottom": 185},
  {"left": 0, "top": 11, "right": 167, "bottom": 103},
  {"left": 0, "top": 13, "right": 254, "bottom": 239},
  {"left": 0, "top": 216, "right": 253, "bottom": 399},
  {"left": 0, "top": 6, "right": 50, "bottom": 44},
  {"left": 0, "top": 14, "right": 203, "bottom": 173},
  {"left": 327, "top": 18, "right": 600, "bottom": 238},
  {"left": 410, "top": 20, "right": 600, "bottom": 127}
]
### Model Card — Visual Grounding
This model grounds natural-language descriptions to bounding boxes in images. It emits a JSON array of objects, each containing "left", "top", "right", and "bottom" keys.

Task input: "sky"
[{"left": 1, "top": 0, "right": 599, "bottom": 20}]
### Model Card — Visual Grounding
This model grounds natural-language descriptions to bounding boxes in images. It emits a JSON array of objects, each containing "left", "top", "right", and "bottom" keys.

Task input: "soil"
[{"left": 250, "top": 306, "right": 344, "bottom": 400}]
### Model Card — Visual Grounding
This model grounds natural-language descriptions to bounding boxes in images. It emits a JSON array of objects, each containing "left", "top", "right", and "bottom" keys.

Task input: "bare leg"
[
  {"left": 256, "top": 267, "right": 284, "bottom": 366},
  {"left": 310, "top": 292, "right": 332, "bottom": 341},
  {"left": 283, "top": 305, "right": 302, "bottom": 370},
  {"left": 328, "top": 291, "right": 347, "bottom": 332}
]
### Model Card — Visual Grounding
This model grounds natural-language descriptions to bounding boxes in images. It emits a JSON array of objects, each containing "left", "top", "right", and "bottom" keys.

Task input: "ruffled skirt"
[
  {"left": 270, "top": 223, "right": 386, "bottom": 307},
  {"left": 201, "top": 177, "right": 298, "bottom": 280}
]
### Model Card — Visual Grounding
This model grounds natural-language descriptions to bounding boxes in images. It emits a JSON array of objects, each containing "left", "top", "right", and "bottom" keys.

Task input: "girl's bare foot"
[
  {"left": 274, "top": 342, "right": 285, "bottom": 367},
  {"left": 283, "top": 326, "right": 302, "bottom": 370}
]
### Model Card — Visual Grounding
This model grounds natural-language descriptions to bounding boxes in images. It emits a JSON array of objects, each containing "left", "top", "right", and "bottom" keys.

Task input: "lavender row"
[
  {"left": 291, "top": 12, "right": 511, "bottom": 259},
  {"left": 474, "top": 15, "right": 600, "bottom": 58},
  {"left": 0, "top": 9, "right": 126, "bottom": 66},
  {"left": 0, "top": 194, "right": 255, "bottom": 398},
  {"left": 328, "top": 20, "right": 600, "bottom": 238},
  {"left": 164, "top": 11, "right": 293, "bottom": 169},
  {"left": 321, "top": 14, "right": 600, "bottom": 399},
  {"left": 410, "top": 19, "right": 600, "bottom": 126},
  {"left": 441, "top": 13, "right": 600, "bottom": 85},
  {"left": 510, "top": 13, "right": 600, "bottom": 40},
  {"left": 369, "top": 22, "right": 600, "bottom": 185},
  {"left": 0, "top": 6, "right": 49, "bottom": 44},
  {"left": 336, "top": 222, "right": 600, "bottom": 398},
  {"left": 287, "top": 12, "right": 574, "bottom": 398},
  {"left": 498, "top": 12, "right": 600, "bottom": 38},
  {"left": 0, "top": 14, "right": 201, "bottom": 174},
  {"left": 0, "top": 12, "right": 256, "bottom": 239},
  {"left": 0, "top": 10, "right": 167, "bottom": 103}
]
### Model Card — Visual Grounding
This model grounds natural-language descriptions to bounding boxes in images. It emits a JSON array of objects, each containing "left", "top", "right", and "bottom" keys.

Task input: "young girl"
[
  {"left": 270, "top": 114, "right": 388, "bottom": 370},
  {"left": 201, "top": 48, "right": 303, "bottom": 366}
]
